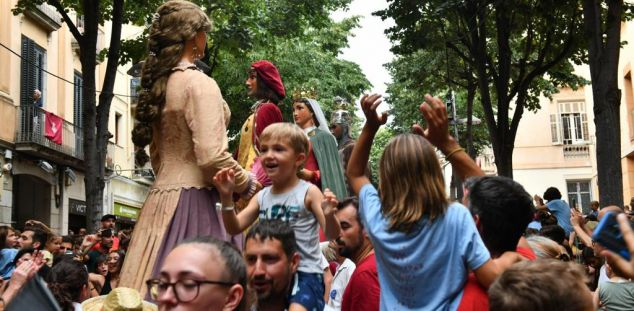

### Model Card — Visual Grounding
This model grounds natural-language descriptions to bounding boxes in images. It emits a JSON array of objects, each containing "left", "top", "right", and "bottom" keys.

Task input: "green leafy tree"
[
  {"left": 14, "top": 0, "right": 368, "bottom": 230},
  {"left": 582, "top": 0, "right": 634, "bottom": 205},
  {"left": 376, "top": 0, "right": 587, "bottom": 178}
]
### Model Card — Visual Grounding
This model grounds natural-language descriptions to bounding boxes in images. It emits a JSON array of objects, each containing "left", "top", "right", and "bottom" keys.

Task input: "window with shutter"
[
  {"left": 20, "top": 36, "right": 46, "bottom": 107},
  {"left": 550, "top": 114, "right": 561, "bottom": 144}
]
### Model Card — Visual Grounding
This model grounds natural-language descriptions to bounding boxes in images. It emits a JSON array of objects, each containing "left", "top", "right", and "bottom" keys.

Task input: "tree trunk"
[
  {"left": 81, "top": 0, "right": 100, "bottom": 232},
  {"left": 583, "top": 0, "right": 624, "bottom": 206}
]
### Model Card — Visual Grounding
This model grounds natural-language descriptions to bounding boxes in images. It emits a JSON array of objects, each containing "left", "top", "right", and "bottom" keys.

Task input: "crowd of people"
[{"left": 4, "top": 0, "right": 634, "bottom": 310}]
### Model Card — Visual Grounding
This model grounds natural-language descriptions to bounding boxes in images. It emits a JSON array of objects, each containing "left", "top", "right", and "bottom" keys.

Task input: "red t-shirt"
[
  {"left": 341, "top": 253, "right": 380, "bottom": 311},
  {"left": 457, "top": 247, "right": 536, "bottom": 311}
]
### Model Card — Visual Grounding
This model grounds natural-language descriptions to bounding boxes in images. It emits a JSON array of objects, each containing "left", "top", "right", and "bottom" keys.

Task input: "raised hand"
[
  {"left": 322, "top": 188, "right": 339, "bottom": 217},
  {"left": 360, "top": 94, "right": 387, "bottom": 130},
  {"left": 412, "top": 94, "right": 454, "bottom": 152},
  {"left": 601, "top": 213, "right": 634, "bottom": 278},
  {"left": 213, "top": 168, "right": 236, "bottom": 198}
]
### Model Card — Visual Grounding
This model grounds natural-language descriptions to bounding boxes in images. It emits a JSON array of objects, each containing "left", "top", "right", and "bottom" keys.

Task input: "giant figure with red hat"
[{"left": 235, "top": 60, "right": 286, "bottom": 187}]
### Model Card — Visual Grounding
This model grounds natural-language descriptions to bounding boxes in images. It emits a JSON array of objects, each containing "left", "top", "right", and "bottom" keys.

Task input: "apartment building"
[
  {"left": 0, "top": 1, "right": 149, "bottom": 234},
  {"left": 488, "top": 21, "right": 634, "bottom": 212}
]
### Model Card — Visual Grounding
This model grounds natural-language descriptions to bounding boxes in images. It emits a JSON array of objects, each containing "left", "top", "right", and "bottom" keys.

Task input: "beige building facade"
[
  {"left": 0, "top": 1, "right": 149, "bottom": 234},
  {"left": 496, "top": 21, "right": 634, "bottom": 212}
]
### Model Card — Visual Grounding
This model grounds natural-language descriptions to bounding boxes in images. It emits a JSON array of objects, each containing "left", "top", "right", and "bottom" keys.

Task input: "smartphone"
[{"left": 592, "top": 212, "right": 632, "bottom": 261}]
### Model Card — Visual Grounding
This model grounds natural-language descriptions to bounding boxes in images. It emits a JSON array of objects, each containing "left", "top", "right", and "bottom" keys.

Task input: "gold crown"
[{"left": 291, "top": 87, "right": 318, "bottom": 101}]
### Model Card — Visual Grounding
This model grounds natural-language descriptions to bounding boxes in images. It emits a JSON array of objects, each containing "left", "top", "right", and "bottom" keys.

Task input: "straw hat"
[{"left": 81, "top": 287, "right": 157, "bottom": 311}]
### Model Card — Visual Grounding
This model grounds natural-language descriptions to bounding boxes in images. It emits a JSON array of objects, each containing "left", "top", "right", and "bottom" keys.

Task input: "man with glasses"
[
  {"left": 243, "top": 220, "right": 300, "bottom": 311},
  {"left": 146, "top": 236, "right": 246, "bottom": 310}
]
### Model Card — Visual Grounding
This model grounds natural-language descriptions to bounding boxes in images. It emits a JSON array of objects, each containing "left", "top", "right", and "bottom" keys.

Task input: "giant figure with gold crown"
[{"left": 292, "top": 89, "right": 347, "bottom": 200}]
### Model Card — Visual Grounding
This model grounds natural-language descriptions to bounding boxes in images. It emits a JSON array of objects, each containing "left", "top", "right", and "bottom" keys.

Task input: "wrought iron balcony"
[
  {"left": 15, "top": 105, "right": 84, "bottom": 165},
  {"left": 563, "top": 144, "right": 590, "bottom": 159}
]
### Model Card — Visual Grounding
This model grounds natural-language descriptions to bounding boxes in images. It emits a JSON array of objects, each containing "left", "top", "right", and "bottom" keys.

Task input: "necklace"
[{"left": 177, "top": 60, "right": 195, "bottom": 67}]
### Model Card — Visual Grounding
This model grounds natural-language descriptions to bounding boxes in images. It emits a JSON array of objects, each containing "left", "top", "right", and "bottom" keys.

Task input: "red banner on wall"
[{"left": 45, "top": 112, "right": 63, "bottom": 145}]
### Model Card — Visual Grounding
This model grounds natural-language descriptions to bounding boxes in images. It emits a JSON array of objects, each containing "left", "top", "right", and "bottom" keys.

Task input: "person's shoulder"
[{"left": 1, "top": 248, "right": 17, "bottom": 256}]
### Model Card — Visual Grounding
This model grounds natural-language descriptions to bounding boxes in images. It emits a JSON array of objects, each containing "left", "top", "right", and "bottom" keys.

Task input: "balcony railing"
[
  {"left": 16, "top": 105, "right": 83, "bottom": 160},
  {"left": 563, "top": 144, "right": 590, "bottom": 159}
]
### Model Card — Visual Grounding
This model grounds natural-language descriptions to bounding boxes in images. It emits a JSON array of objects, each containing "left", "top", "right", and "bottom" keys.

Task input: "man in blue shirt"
[{"left": 537, "top": 187, "right": 574, "bottom": 237}]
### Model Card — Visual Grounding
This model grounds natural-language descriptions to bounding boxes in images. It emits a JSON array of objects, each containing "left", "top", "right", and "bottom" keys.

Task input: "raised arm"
[
  {"left": 413, "top": 94, "right": 484, "bottom": 179},
  {"left": 214, "top": 168, "right": 260, "bottom": 235},
  {"left": 346, "top": 94, "right": 387, "bottom": 195}
]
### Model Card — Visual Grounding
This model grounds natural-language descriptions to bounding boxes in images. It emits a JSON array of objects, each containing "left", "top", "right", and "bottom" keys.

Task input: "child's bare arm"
[
  {"left": 215, "top": 168, "right": 260, "bottom": 234},
  {"left": 347, "top": 94, "right": 386, "bottom": 195},
  {"left": 473, "top": 252, "right": 522, "bottom": 288},
  {"left": 221, "top": 194, "right": 260, "bottom": 235},
  {"left": 307, "top": 186, "right": 341, "bottom": 240}
]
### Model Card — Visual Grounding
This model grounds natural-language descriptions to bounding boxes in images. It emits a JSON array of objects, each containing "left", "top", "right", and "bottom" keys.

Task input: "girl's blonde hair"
[
  {"left": 379, "top": 134, "right": 448, "bottom": 233},
  {"left": 132, "top": 0, "right": 212, "bottom": 166}
]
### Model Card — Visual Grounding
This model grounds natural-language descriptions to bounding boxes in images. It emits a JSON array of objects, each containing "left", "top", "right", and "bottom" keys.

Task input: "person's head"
[
  {"left": 527, "top": 236, "right": 568, "bottom": 260},
  {"left": 329, "top": 109, "right": 352, "bottom": 142},
  {"left": 107, "top": 250, "right": 125, "bottom": 275},
  {"left": 19, "top": 227, "right": 48, "bottom": 250},
  {"left": 46, "top": 234, "right": 62, "bottom": 255},
  {"left": 543, "top": 187, "right": 562, "bottom": 202},
  {"left": 132, "top": 0, "right": 212, "bottom": 167},
  {"left": 539, "top": 225, "right": 566, "bottom": 245},
  {"left": 334, "top": 197, "right": 371, "bottom": 261},
  {"left": 13, "top": 247, "right": 35, "bottom": 267},
  {"left": 47, "top": 258, "right": 90, "bottom": 310},
  {"left": 489, "top": 260, "right": 593, "bottom": 311},
  {"left": 60, "top": 235, "right": 74, "bottom": 255},
  {"left": 259, "top": 123, "right": 309, "bottom": 183},
  {"left": 468, "top": 176, "right": 535, "bottom": 257},
  {"left": 0, "top": 226, "right": 17, "bottom": 249},
  {"left": 100, "top": 214, "right": 116, "bottom": 229},
  {"left": 293, "top": 99, "right": 317, "bottom": 129},
  {"left": 246, "top": 60, "right": 285, "bottom": 103},
  {"left": 79, "top": 228, "right": 87, "bottom": 236},
  {"left": 33, "top": 89, "right": 41, "bottom": 101},
  {"left": 96, "top": 254, "right": 109, "bottom": 277},
  {"left": 99, "top": 233, "right": 114, "bottom": 251},
  {"left": 379, "top": 134, "right": 447, "bottom": 232},
  {"left": 244, "top": 220, "right": 299, "bottom": 305},
  {"left": 589, "top": 201, "right": 600, "bottom": 211},
  {"left": 535, "top": 210, "right": 558, "bottom": 227},
  {"left": 151, "top": 236, "right": 246, "bottom": 311}
]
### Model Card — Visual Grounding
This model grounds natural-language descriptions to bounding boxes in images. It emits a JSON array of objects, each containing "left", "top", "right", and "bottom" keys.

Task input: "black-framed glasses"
[{"left": 146, "top": 278, "right": 235, "bottom": 302}]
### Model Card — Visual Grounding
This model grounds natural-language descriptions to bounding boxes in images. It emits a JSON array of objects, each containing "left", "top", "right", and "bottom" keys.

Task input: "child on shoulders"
[{"left": 214, "top": 122, "right": 340, "bottom": 311}]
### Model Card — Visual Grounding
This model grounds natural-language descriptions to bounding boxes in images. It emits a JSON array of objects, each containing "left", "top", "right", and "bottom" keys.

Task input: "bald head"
[{"left": 598, "top": 205, "right": 623, "bottom": 221}]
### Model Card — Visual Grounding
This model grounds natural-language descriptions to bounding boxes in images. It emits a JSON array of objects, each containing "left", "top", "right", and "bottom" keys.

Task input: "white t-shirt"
[{"left": 324, "top": 258, "right": 356, "bottom": 311}]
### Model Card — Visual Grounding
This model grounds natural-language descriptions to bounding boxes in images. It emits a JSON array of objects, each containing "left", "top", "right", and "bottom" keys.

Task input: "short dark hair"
[
  {"left": 543, "top": 187, "right": 562, "bottom": 201},
  {"left": 489, "top": 260, "right": 590, "bottom": 311},
  {"left": 337, "top": 197, "right": 362, "bottom": 228},
  {"left": 13, "top": 247, "right": 35, "bottom": 266},
  {"left": 61, "top": 235, "right": 73, "bottom": 244},
  {"left": 24, "top": 227, "right": 49, "bottom": 250},
  {"left": 245, "top": 220, "right": 297, "bottom": 259},
  {"left": 101, "top": 214, "right": 116, "bottom": 222},
  {"left": 539, "top": 225, "right": 566, "bottom": 245},
  {"left": 468, "top": 176, "right": 535, "bottom": 257}
]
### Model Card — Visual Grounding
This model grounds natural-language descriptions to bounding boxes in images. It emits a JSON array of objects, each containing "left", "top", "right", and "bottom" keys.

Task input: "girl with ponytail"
[{"left": 121, "top": 0, "right": 257, "bottom": 295}]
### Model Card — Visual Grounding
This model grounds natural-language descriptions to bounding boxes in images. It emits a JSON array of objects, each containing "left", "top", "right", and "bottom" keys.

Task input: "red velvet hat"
[{"left": 251, "top": 60, "right": 286, "bottom": 99}]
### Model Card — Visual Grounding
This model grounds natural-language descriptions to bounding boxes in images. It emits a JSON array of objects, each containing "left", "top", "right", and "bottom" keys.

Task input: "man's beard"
[{"left": 337, "top": 235, "right": 363, "bottom": 259}]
